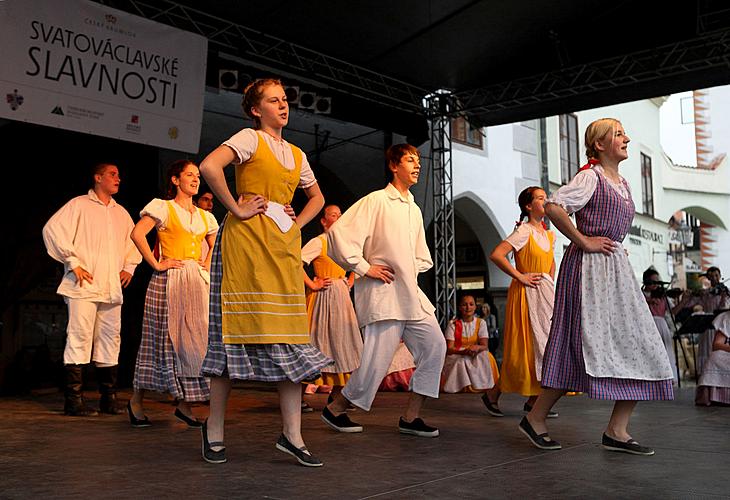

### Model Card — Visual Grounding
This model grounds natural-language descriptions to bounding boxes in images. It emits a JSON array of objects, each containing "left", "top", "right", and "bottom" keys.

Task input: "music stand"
[{"left": 675, "top": 313, "right": 716, "bottom": 383}]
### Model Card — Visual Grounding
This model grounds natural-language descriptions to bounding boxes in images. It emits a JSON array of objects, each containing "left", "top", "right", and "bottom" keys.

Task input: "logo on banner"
[
  {"left": 51, "top": 106, "right": 64, "bottom": 116},
  {"left": 168, "top": 126, "right": 179, "bottom": 139},
  {"left": 126, "top": 114, "right": 141, "bottom": 134},
  {"left": 6, "top": 89, "right": 24, "bottom": 111}
]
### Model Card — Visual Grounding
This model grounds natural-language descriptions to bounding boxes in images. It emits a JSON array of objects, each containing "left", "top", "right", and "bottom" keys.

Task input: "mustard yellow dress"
[
  {"left": 500, "top": 227, "right": 555, "bottom": 396},
  {"left": 201, "top": 131, "right": 332, "bottom": 382}
]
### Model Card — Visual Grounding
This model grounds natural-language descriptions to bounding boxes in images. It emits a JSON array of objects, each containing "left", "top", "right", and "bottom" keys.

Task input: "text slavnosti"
[{"left": 25, "top": 21, "right": 181, "bottom": 109}]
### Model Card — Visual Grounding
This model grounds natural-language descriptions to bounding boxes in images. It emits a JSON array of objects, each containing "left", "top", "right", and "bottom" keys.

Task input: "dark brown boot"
[
  {"left": 64, "top": 364, "right": 98, "bottom": 416},
  {"left": 97, "top": 365, "right": 124, "bottom": 415}
]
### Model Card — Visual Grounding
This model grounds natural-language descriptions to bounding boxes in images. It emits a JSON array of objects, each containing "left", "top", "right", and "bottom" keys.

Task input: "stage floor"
[{"left": 0, "top": 385, "right": 726, "bottom": 499}]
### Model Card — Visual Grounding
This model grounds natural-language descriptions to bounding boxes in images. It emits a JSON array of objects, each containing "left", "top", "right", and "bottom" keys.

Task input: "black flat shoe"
[
  {"left": 518, "top": 417, "right": 561, "bottom": 450},
  {"left": 481, "top": 394, "right": 504, "bottom": 417},
  {"left": 201, "top": 420, "right": 227, "bottom": 464},
  {"left": 321, "top": 406, "right": 363, "bottom": 433},
  {"left": 175, "top": 408, "right": 202, "bottom": 428},
  {"left": 524, "top": 402, "right": 559, "bottom": 418},
  {"left": 275, "top": 434, "right": 323, "bottom": 467},
  {"left": 602, "top": 434, "right": 655, "bottom": 456},
  {"left": 127, "top": 402, "right": 151, "bottom": 428}
]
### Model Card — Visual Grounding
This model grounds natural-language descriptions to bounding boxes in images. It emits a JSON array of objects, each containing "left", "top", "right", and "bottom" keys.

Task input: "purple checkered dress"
[
  {"left": 133, "top": 271, "right": 210, "bottom": 402},
  {"left": 541, "top": 171, "right": 674, "bottom": 400},
  {"left": 201, "top": 216, "right": 333, "bottom": 382}
]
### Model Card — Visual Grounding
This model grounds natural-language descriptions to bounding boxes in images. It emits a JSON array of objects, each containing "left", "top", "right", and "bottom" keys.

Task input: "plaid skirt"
[
  {"left": 542, "top": 244, "right": 674, "bottom": 400},
  {"left": 201, "top": 216, "right": 333, "bottom": 383},
  {"left": 133, "top": 271, "right": 210, "bottom": 402}
]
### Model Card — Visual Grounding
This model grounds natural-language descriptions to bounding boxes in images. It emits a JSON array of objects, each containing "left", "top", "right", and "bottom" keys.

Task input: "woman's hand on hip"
[
  {"left": 235, "top": 194, "right": 267, "bottom": 220},
  {"left": 580, "top": 236, "right": 617, "bottom": 255},
  {"left": 155, "top": 259, "right": 184, "bottom": 272}
]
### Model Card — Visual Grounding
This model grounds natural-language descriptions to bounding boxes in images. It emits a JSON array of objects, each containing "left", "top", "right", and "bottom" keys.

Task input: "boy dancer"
[
  {"left": 43, "top": 163, "right": 141, "bottom": 416},
  {"left": 321, "top": 144, "right": 446, "bottom": 437}
]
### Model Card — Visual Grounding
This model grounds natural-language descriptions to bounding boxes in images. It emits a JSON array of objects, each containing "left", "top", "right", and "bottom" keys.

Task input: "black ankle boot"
[
  {"left": 97, "top": 365, "right": 124, "bottom": 415},
  {"left": 64, "top": 364, "right": 98, "bottom": 416}
]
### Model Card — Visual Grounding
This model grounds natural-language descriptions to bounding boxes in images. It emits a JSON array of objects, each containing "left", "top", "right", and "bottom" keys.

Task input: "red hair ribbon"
[{"left": 579, "top": 158, "right": 600, "bottom": 172}]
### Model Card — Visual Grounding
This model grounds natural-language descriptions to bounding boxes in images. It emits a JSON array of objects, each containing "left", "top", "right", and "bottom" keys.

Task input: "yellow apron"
[
  {"left": 221, "top": 133, "right": 309, "bottom": 344},
  {"left": 500, "top": 230, "right": 555, "bottom": 396}
]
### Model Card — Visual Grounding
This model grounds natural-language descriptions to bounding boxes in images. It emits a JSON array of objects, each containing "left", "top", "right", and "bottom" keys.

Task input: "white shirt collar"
[
  {"left": 87, "top": 189, "right": 117, "bottom": 207},
  {"left": 385, "top": 183, "right": 414, "bottom": 203}
]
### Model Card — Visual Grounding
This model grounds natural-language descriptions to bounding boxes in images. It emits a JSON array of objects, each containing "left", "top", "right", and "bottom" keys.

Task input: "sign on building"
[{"left": 0, "top": 0, "right": 208, "bottom": 153}]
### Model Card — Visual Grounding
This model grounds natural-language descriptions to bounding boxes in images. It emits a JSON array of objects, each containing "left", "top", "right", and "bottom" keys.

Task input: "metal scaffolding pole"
[{"left": 426, "top": 91, "right": 456, "bottom": 328}]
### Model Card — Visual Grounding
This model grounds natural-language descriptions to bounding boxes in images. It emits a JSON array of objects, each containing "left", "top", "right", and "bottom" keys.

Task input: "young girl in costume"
[
  {"left": 199, "top": 78, "right": 331, "bottom": 467},
  {"left": 301, "top": 204, "right": 363, "bottom": 404},
  {"left": 521, "top": 118, "right": 674, "bottom": 456},
  {"left": 129, "top": 160, "right": 218, "bottom": 427},
  {"left": 441, "top": 294, "right": 501, "bottom": 415},
  {"left": 490, "top": 186, "right": 556, "bottom": 417}
]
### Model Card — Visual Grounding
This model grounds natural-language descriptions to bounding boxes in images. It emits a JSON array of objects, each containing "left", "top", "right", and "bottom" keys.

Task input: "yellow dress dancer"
[
  {"left": 490, "top": 186, "right": 556, "bottom": 415},
  {"left": 199, "top": 78, "right": 330, "bottom": 468},
  {"left": 500, "top": 228, "right": 555, "bottom": 395},
  {"left": 302, "top": 234, "right": 363, "bottom": 388}
]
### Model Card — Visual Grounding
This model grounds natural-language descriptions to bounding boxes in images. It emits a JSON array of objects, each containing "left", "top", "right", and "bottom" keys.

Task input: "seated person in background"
[
  {"left": 641, "top": 268, "right": 679, "bottom": 383},
  {"left": 695, "top": 310, "right": 730, "bottom": 406},
  {"left": 672, "top": 267, "right": 730, "bottom": 375},
  {"left": 480, "top": 303, "right": 500, "bottom": 356},
  {"left": 442, "top": 294, "right": 502, "bottom": 417},
  {"left": 378, "top": 343, "right": 416, "bottom": 392}
]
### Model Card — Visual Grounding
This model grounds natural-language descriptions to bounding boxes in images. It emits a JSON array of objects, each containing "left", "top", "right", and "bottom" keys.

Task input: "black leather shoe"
[
  {"left": 201, "top": 420, "right": 227, "bottom": 464},
  {"left": 518, "top": 417, "right": 561, "bottom": 450},
  {"left": 275, "top": 434, "right": 323, "bottom": 467},
  {"left": 398, "top": 417, "right": 439, "bottom": 437},
  {"left": 481, "top": 394, "right": 504, "bottom": 417},
  {"left": 602, "top": 434, "right": 655, "bottom": 456},
  {"left": 321, "top": 406, "right": 363, "bottom": 433},
  {"left": 127, "top": 402, "right": 151, "bottom": 428},
  {"left": 174, "top": 408, "right": 202, "bottom": 428}
]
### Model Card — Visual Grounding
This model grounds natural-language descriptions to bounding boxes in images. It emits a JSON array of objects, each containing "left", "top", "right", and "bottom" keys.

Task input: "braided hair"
[{"left": 516, "top": 186, "right": 544, "bottom": 227}]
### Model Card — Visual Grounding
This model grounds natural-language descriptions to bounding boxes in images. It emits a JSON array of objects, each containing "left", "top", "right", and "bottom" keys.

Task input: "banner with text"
[{"left": 0, "top": 0, "right": 207, "bottom": 153}]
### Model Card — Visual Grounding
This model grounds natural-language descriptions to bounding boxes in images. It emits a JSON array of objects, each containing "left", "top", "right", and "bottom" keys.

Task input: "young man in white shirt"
[
  {"left": 43, "top": 163, "right": 141, "bottom": 416},
  {"left": 321, "top": 144, "right": 446, "bottom": 437}
]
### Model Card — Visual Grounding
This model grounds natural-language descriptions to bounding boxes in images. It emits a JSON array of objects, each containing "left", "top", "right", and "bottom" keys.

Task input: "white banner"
[{"left": 0, "top": 0, "right": 208, "bottom": 153}]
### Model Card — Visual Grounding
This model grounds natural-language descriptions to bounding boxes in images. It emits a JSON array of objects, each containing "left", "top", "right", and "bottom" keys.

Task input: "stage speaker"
[
  {"left": 285, "top": 86, "right": 300, "bottom": 104},
  {"left": 218, "top": 70, "right": 238, "bottom": 90},
  {"left": 299, "top": 91, "right": 316, "bottom": 110},
  {"left": 314, "top": 96, "right": 331, "bottom": 114}
]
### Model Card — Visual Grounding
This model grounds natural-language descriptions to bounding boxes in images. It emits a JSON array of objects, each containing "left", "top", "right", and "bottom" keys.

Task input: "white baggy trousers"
[{"left": 342, "top": 315, "right": 446, "bottom": 411}]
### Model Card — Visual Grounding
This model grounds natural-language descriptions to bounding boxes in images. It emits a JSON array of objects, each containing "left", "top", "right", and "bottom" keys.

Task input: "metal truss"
[
  {"left": 426, "top": 92, "right": 457, "bottom": 329},
  {"left": 98, "top": 0, "right": 428, "bottom": 114},
  {"left": 455, "top": 27, "right": 730, "bottom": 118}
]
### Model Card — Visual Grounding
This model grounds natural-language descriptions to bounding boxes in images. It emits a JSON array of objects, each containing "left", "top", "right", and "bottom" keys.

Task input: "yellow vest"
[
  {"left": 312, "top": 235, "right": 346, "bottom": 279},
  {"left": 157, "top": 201, "right": 209, "bottom": 261},
  {"left": 220, "top": 132, "right": 310, "bottom": 344}
]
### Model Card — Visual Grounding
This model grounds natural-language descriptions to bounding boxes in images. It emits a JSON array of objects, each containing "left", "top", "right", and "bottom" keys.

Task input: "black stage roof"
[{"left": 105, "top": 0, "right": 730, "bottom": 137}]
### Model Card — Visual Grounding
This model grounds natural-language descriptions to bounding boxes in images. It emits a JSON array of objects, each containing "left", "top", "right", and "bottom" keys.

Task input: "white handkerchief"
[{"left": 264, "top": 201, "right": 294, "bottom": 233}]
